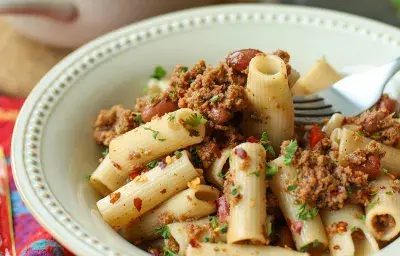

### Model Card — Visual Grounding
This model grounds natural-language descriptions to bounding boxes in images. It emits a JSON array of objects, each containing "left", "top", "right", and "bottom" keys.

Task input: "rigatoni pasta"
[
  {"left": 205, "top": 148, "right": 231, "bottom": 190},
  {"left": 365, "top": 176, "right": 400, "bottom": 241},
  {"left": 109, "top": 108, "right": 205, "bottom": 177},
  {"left": 243, "top": 54, "right": 294, "bottom": 149},
  {"left": 227, "top": 142, "right": 267, "bottom": 245},
  {"left": 122, "top": 185, "right": 219, "bottom": 242},
  {"left": 96, "top": 150, "right": 201, "bottom": 228}
]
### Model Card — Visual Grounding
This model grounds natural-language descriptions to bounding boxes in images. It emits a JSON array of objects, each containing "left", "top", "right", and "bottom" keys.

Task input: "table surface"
[{"left": 0, "top": 0, "right": 398, "bottom": 97}]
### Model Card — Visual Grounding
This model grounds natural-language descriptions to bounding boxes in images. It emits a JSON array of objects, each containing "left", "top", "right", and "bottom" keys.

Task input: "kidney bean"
[
  {"left": 226, "top": 49, "right": 263, "bottom": 72},
  {"left": 141, "top": 100, "right": 177, "bottom": 122},
  {"left": 209, "top": 107, "right": 231, "bottom": 124}
]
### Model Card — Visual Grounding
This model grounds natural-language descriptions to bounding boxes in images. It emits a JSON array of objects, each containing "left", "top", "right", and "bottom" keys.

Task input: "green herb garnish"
[
  {"left": 297, "top": 204, "right": 319, "bottom": 221},
  {"left": 231, "top": 185, "right": 241, "bottom": 197},
  {"left": 203, "top": 237, "right": 211, "bottom": 243},
  {"left": 367, "top": 199, "right": 380, "bottom": 210},
  {"left": 288, "top": 185, "right": 297, "bottom": 191},
  {"left": 168, "top": 113, "right": 176, "bottom": 121},
  {"left": 163, "top": 248, "right": 178, "bottom": 256},
  {"left": 215, "top": 223, "right": 228, "bottom": 234},
  {"left": 85, "top": 174, "right": 91, "bottom": 180},
  {"left": 184, "top": 113, "right": 207, "bottom": 127},
  {"left": 217, "top": 172, "right": 227, "bottom": 178},
  {"left": 144, "top": 127, "right": 166, "bottom": 141},
  {"left": 208, "top": 216, "right": 218, "bottom": 228},
  {"left": 134, "top": 114, "right": 143, "bottom": 125},
  {"left": 210, "top": 95, "right": 219, "bottom": 103},
  {"left": 151, "top": 66, "right": 166, "bottom": 80},
  {"left": 155, "top": 226, "right": 171, "bottom": 239},
  {"left": 260, "top": 131, "right": 275, "bottom": 157},
  {"left": 351, "top": 226, "right": 359, "bottom": 233},
  {"left": 381, "top": 168, "right": 389, "bottom": 174},
  {"left": 249, "top": 169, "right": 260, "bottom": 177},
  {"left": 284, "top": 140, "right": 298, "bottom": 165},
  {"left": 174, "top": 150, "right": 182, "bottom": 159},
  {"left": 180, "top": 66, "right": 188, "bottom": 73},
  {"left": 147, "top": 160, "right": 159, "bottom": 169},
  {"left": 266, "top": 164, "right": 278, "bottom": 180},
  {"left": 102, "top": 148, "right": 109, "bottom": 156},
  {"left": 189, "top": 147, "right": 202, "bottom": 167},
  {"left": 299, "top": 240, "right": 320, "bottom": 252}
]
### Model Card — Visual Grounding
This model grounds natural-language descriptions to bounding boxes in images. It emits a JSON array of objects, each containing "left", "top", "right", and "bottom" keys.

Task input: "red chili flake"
[
  {"left": 333, "top": 245, "right": 341, "bottom": 250},
  {"left": 217, "top": 195, "right": 230, "bottom": 223},
  {"left": 160, "top": 188, "right": 167, "bottom": 194},
  {"left": 246, "top": 136, "right": 259, "bottom": 143},
  {"left": 129, "top": 172, "right": 140, "bottom": 180},
  {"left": 189, "top": 239, "right": 201, "bottom": 248},
  {"left": 133, "top": 197, "right": 142, "bottom": 212},
  {"left": 380, "top": 186, "right": 386, "bottom": 189},
  {"left": 234, "top": 147, "right": 248, "bottom": 159},
  {"left": 291, "top": 220, "right": 303, "bottom": 234},
  {"left": 158, "top": 160, "right": 167, "bottom": 169},
  {"left": 109, "top": 192, "right": 121, "bottom": 204},
  {"left": 307, "top": 124, "right": 325, "bottom": 148}
]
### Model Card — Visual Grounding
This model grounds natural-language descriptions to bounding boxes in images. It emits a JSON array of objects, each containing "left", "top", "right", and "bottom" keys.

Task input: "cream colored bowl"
[{"left": 11, "top": 4, "right": 400, "bottom": 256}]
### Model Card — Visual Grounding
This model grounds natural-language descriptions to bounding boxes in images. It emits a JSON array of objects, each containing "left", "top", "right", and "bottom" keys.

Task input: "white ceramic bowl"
[{"left": 12, "top": 4, "right": 400, "bottom": 256}]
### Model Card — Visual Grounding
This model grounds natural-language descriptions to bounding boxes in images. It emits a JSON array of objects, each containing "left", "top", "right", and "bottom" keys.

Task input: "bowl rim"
[{"left": 11, "top": 3, "right": 400, "bottom": 256}]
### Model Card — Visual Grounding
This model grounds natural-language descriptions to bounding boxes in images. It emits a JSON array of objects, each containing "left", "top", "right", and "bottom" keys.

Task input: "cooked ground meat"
[
  {"left": 372, "top": 214, "right": 396, "bottom": 238},
  {"left": 93, "top": 105, "right": 138, "bottom": 146},
  {"left": 345, "top": 141, "right": 385, "bottom": 180},
  {"left": 282, "top": 138, "right": 371, "bottom": 209},
  {"left": 196, "top": 140, "right": 221, "bottom": 169},
  {"left": 345, "top": 107, "right": 400, "bottom": 146},
  {"left": 174, "top": 61, "right": 248, "bottom": 126},
  {"left": 376, "top": 94, "right": 399, "bottom": 116}
]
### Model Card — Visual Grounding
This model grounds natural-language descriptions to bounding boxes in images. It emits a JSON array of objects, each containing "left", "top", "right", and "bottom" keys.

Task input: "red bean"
[
  {"left": 209, "top": 107, "right": 231, "bottom": 124},
  {"left": 352, "top": 155, "right": 381, "bottom": 180},
  {"left": 226, "top": 49, "right": 263, "bottom": 72},
  {"left": 276, "top": 226, "right": 295, "bottom": 249},
  {"left": 141, "top": 100, "right": 178, "bottom": 122}
]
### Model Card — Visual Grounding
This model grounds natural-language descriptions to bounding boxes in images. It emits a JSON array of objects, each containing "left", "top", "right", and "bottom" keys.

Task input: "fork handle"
[{"left": 379, "top": 56, "right": 400, "bottom": 90}]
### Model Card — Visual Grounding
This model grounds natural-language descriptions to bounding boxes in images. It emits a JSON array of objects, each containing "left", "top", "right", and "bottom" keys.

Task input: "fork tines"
[{"left": 293, "top": 95, "right": 339, "bottom": 124}]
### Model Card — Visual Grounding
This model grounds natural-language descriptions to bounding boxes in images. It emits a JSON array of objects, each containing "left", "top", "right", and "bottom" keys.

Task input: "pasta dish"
[{"left": 88, "top": 49, "right": 400, "bottom": 256}]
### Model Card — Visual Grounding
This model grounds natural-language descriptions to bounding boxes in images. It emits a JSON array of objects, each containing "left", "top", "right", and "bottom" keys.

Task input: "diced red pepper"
[
  {"left": 308, "top": 125, "right": 325, "bottom": 148},
  {"left": 133, "top": 197, "right": 142, "bottom": 212},
  {"left": 246, "top": 136, "right": 259, "bottom": 143},
  {"left": 189, "top": 239, "right": 201, "bottom": 248}
]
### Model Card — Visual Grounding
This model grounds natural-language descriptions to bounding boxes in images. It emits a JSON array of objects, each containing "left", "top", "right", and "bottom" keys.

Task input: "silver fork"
[{"left": 294, "top": 57, "right": 400, "bottom": 124}]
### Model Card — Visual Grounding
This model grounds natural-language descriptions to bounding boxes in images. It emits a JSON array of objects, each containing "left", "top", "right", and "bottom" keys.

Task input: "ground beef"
[
  {"left": 376, "top": 94, "right": 399, "bottom": 116},
  {"left": 174, "top": 61, "right": 248, "bottom": 126},
  {"left": 196, "top": 141, "right": 221, "bottom": 169},
  {"left": 282, "top": 138, "right": 371, "bottom": 210},
  {"left": 93, "top": 105, "right": 138, "bottom": 146},
  {"left": 345, "top": 107, "right": 400, "bottom": 146}
]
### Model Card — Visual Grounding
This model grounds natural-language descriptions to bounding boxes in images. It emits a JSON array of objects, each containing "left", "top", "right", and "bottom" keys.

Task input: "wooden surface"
[{"left": 0, "top": 19, "right": 70, "bottom": 97}]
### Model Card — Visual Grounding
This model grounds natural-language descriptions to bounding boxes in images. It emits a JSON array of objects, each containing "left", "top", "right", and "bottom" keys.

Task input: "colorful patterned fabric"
[{"left": 0, "top": 96, "right": 73, "bottom": 256}]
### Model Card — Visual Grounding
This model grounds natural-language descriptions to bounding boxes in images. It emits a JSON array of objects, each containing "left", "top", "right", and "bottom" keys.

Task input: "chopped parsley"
[
  {"left": 149, "top": 95, "right": 156, "bottom": 103},
  {"left": 180, "top": 66, "right": 188, "bottom": 73},
  {"left": 208, "top": 216, "right": 218, "bottom": 228},
  {"left": 266, "top": 164, "right": 278, "bottom": 180},
  {"left": 203, "top": 237, "right": 211, "bottom": 243},
  {"left": 147, "top": 160, "right": 159, "bottom": 169},
  {"left": 359, "top": 214, "right": 366, "bottom": 222},
  {"left": 169, "top": 92, "right": 178, "bottom": 100},
  {"left": 351, "top": 226, "right": 359, "bottom": 233},
  {"left": 189, "top": 147, "right": 202, "bottom": 167},
  {"left": 174, "top": 150, "right": 183, "bottom": 159},
  {"left": 134, "top": 114, "right": 143, "bottom": 125},
  {"left": 143, "top": 127, "right": 166, "bottom": 141},
  {"left": 102, "top": 148, "right": 109, "bottom": 156},
  {"left": 381, "top": 168, "right": 389, "bottom": 174},
  {"left": 184, "top": 113, "right": 207, "bottom": 127},
  {"left": 85, "top": 174, "right": 91, "bottom": 180},
  {"left": 297, "top": 204, "right": 319, "bottom": 221},
  {"left": 151, "top": 66, "right": 166, "bottom": 80},
  {"left": 357, "top": 131, "right": 363, "bottom": 136},
  {"left": 284, "top": 140, "right": 298, "bottom": 165},
  {"left": 249, "top": 169, "right": 260, "bottom": 177},
  {"left": 299, "top": 240, "right": 320, "bottom": 252},
  {"left": 215, "top": 223, "right": 228, "bottom": 234},
  {"left": 347, "top": 185, "right": 358, "bottom": 195},
  {"left": 266, "top": 215, "right": 273, "bottom": 236},
  {"left": 217, "top": 172, "right": 228, "bottom": 178},
  {"left": 260, "top": 131, "right": 275, "bottom": 157},
  {"left": 209, "top": 95, "right": 219, "bottom": 103},
  {"left": 155, "top": 226, "right": 171, "bottom": 239},
  {"left": 231, "top": 185, "right": 241, "bottom": 197},
  {"left": 163, "top": 248, "right": 178, "bottom": 256},
  {"left": 367, "top": 199, "right": 380, "bottom": 210},
  {"left": 168, "top": 113, "right": 176, "bottom": 121},
  {"left": 370, "top": 132, "right": 381, "bottom": 140},
  {"left": 386, "top": 191, "right": 394, "bottom": 195},
  {"left": 287, "top": 185, "right": 297, "bottom": 191}
]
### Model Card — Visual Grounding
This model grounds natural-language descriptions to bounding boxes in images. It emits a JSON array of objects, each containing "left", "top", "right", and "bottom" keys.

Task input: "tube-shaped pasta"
[
  {"left": 331, "top": 128, "right": 400, "bottom": 175},
  {"left": 227, "top": 142, "right": 267, "bottom": 244},
  {"left": 291, "top": 58, "right": 342, "bottom": 96},
  {"left": 186, "top": 243, "right": 310, "bottom": 256},
  {"left": 365, "top": 176, "right": 400, "bottom": 241},
  {"left": 109, "top": 108, "right": 205, "bottom": 176},
  {"left": 166, "top": 218, "right": 227, "bottom": 255},
  {"left": 243, "top": 54, "right": 294, "bottom": 149},
  {"left": 322, "top": 113, "right": 344, "bottom": 137},
  {"left": 96, "top": 150, "right": 201, "bottom": 229},
  {"left": 269, "top": 156, "right": 329, "bottom": 251},
  {"left": 320, "top": 204, "right": 379, "bottom": 256},
  {"left": 122, "top": 185, "right": 219, "bottom": 241},
  {"left": 205, "top": 148, "right": 231, "bottom": 190},
  {"left": 90, "top": 155, "right": 126, "bottom": 196}
]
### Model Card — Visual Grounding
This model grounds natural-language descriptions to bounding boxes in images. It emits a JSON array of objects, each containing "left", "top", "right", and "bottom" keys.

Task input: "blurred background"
[{"left": 0, "top": 0, "right": 398, "bottom": 97}]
